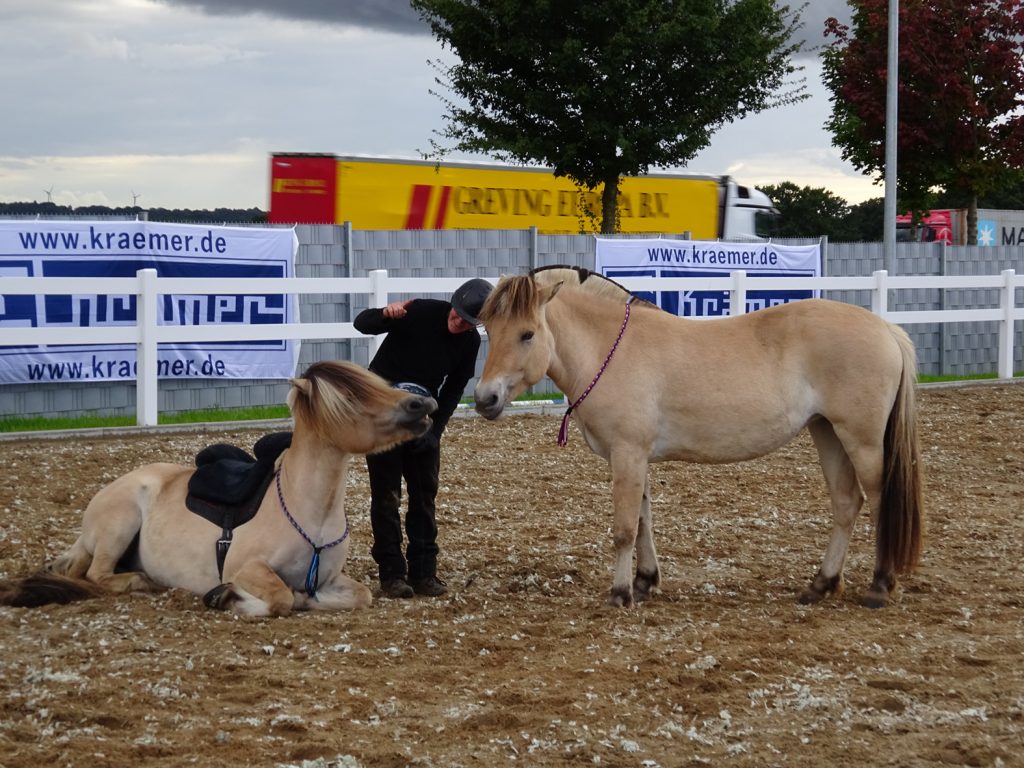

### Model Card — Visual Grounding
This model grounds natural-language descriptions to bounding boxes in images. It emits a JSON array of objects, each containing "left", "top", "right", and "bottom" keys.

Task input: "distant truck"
[
  {"left": 896, "top": 208, "right": 1024, "bottom": 246},
  {"left": 268, "top": 153, "right": 777, "bottom": 239}
]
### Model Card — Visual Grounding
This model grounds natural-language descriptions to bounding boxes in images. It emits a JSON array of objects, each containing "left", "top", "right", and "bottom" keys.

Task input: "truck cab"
[{"left": 720, "top": 178, "right": 779, "bottom": 240}]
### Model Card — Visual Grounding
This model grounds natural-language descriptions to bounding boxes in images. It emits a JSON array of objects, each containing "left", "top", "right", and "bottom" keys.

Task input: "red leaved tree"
[{"left": 822, "top": 0, "right": 1024, "bottom": 243}]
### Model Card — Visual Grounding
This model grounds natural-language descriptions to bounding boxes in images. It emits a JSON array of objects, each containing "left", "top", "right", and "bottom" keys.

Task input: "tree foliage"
[
  {"left": 412, "top": 0, "right": 807, "bottom": 233},
  {"left": 841, "top": 197, "right": 886, "bottom": 242},
  {"left": 822, "top": 0, "right": 1024, "bottom": 242},
  {"left": 755, "top": 183, "right": 890, "bottom": 242},
  {"left": 758, "top": 181, "right": 857, "bottom": 240}
]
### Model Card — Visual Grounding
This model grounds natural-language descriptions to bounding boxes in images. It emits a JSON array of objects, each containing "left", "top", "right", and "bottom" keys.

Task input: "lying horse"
[
  {"left": 0, "top": 361, "right": 436, "bottom": 616},
  {"left": 474, "top": 266, "right": 923, "bottom": 609}
]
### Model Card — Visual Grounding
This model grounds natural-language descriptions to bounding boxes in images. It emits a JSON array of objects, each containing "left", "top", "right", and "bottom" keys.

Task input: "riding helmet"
[{"left": 451, "top": 278, "right": 493, "bottom": 326}]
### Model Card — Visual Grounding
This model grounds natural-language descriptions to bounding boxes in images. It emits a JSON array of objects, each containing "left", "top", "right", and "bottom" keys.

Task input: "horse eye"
[{"left": 521, "top": 330, "right": 534, "bottom": 343}]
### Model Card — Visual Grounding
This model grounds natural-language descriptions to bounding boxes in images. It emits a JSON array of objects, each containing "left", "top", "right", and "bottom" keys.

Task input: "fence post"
[
  {"left": 998, "top": 269, "right": 1016, "bottom": 379},
  {"left": 368, "top": 269, "right": 388, "bottom": 357},
  {"left": 871, "top": 270, "right": 889, "bottom": 317},
  {"left": 939, "top": 241, "right": 948, "bottom": 376},
  {"left": 343, "top": 221, "right": 353, "bottom": 279},
  {"left": 729, "top": 270, "right": 747, "bottom": 316},
  {"left": 136, "top": 268, "right": 159, "bottom": 427}
]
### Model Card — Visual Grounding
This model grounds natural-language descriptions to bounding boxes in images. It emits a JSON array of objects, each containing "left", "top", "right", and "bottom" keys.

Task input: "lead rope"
[
  {"left": 558, "top": 301, "right": 631, "bottom": 447},
  {"left": 275, "top": 468, "right": 350, "bottom": 599}
]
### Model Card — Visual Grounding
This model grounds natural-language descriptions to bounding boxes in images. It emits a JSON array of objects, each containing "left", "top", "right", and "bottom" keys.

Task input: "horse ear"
[
  {"left": 540, "top": 280, "right": 564, "bottom": 304},
  {"left": 287, "top": 376, "right": 312, "bottom": 413}
]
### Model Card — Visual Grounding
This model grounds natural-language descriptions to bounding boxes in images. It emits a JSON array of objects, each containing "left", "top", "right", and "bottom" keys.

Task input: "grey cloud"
[
  {"left": 155, "top": 0, "right": 428, "bottom": 35},
  {"left": 155, "top": 0, "right": 854, "bottom": 52}
]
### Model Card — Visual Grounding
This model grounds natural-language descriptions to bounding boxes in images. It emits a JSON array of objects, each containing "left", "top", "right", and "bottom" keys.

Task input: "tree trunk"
[
  {"left": 600, "top": 176, "right": 620, "bottom": 234},
  {"left": 967, "top": 194, "right": 978, "bottom": 246}
]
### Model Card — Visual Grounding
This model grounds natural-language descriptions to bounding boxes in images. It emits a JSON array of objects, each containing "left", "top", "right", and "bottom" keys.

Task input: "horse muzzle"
[
  {"left": 473, "top": 382, "right": 507, "bottom": 420},
  {"left": 400, "top": 395, "right": 437, "bottom": 435}
]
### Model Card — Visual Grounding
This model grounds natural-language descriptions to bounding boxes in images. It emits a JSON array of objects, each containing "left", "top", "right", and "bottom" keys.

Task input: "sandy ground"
[{"left": 0, "top": 383, "right": 1022, "bottom": 768}]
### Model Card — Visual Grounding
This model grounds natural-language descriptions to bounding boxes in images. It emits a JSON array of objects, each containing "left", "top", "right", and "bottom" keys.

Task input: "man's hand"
[{"left": 383, "top": 299, "right": 413, "bottom": 319}]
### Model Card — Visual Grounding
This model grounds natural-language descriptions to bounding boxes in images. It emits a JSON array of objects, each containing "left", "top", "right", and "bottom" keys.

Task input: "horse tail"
[
  {"left": 878, "top": 325, "right": 924, "bottom": 575},
  {"left": 0, "top": 571, "right": 106, "bottom": 608}
]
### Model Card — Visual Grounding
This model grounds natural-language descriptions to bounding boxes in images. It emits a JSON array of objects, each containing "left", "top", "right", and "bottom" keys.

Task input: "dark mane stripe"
[
  {"left": 529, "top": 264, "right": 658, "bottom": 309},
  {"left": 481, "top": 265, "right": 659, "bottom": 322}
]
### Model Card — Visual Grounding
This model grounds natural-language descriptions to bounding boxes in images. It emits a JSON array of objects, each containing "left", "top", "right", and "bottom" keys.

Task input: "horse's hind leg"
[
  {"left": 48, "top": 538, "right": 94, "bottom": 579},
  {"left": 835, "top": 429, "right": 893, "bottom": 608},
  {"left": 801, "top": 419, "right": 865, "bottom": 605},
  {"left": 48, "top": 533, "right": 158, "bottom": 597},
  {"left": 58, "top": 483, "right": 160, "bottom": 595},
  {"left": 632, "top": 477, "right": 660, "bottom": 601}
]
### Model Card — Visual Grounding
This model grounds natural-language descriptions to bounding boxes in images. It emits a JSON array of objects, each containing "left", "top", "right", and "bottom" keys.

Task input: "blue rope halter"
[{"left": 275, "top": 468, "right": 350, "bottom": 599}]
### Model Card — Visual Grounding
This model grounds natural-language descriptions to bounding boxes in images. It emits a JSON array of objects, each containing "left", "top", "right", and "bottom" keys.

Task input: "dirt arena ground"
[{"left": 0, "top": 383, "right": 1021, "bottom": 768}]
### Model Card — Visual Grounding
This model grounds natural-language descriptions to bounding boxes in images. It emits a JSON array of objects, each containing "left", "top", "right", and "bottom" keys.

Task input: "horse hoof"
[
  {"left": 633, "top": 568, "right": 660, "bottom": 601},
  {"left": 203, "top": 583, "right": 237, "bottom": 610},
  {"left": 863, "top": 570, "right": 895, "bottom": 608},
  {"left": 798, "top": 588, "right": 825, "bottom": 605},
  {"left": 862, "top": 591, "right": 888, "bottom": 609},
  {"left": 608, "top": 586, "right": 633, "bottom": 608},
  {"left": 798, "top": 572, "right": 842, "bottom": 604}
]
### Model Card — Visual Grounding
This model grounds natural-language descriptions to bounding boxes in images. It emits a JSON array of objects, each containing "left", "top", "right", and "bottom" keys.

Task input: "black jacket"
[{"left": 354, "top": 298, "right": 481, "bottom": 438}]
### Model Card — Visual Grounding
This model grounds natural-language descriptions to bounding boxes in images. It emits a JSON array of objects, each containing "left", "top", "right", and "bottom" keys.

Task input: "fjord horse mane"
[{"left": 289, "top": 360, "right": 399, "bottom": 438}]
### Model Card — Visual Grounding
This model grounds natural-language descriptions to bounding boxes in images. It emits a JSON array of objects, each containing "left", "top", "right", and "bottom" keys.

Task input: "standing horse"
[
  {"left": 474, "top": 266, "right": 923, "bottom": 609},
  {"left": 0, "top": 361, "right": 437, "bottom": 616}
]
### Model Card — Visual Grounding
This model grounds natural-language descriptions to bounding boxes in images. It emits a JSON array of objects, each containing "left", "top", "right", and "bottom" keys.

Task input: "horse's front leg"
[
  {"left": 295, "top": 571, "right": 372, "bottom": 612},
  {"left": 608, "top": 452, "right": 649, "bottom": 608},
  {"left": 207, "top": 559, "right": 295, "bottom": 617}
]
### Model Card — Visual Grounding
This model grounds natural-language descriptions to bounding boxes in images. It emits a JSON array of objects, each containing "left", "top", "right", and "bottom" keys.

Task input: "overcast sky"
[{"left": 1, "top": 0, "right": 877, "bottom": 211}]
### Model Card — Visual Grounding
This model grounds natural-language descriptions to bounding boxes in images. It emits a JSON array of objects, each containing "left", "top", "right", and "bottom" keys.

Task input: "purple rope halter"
[
  {"left": 276, "top": 468, "right": 350, "bottom": 599},
  {"left": 557, "top": 301, "right": 631, "bottom": 447}
]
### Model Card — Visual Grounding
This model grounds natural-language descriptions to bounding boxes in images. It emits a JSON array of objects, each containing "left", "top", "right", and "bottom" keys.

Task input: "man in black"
[{"left": 353, "top": 278, "right": 493, "bottom": 598}]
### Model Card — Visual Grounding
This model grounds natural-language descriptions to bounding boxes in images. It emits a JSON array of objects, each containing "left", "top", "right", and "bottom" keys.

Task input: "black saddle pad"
[{"left": 185, "top": 431, "right": 292, "bottom": 528}]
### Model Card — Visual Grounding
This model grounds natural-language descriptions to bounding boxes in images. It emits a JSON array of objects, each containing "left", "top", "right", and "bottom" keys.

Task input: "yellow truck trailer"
[{"left": 269, "top": 154, "right": 776, "bottom": 238}]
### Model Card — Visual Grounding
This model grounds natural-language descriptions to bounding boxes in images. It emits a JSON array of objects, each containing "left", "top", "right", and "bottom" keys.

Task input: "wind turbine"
[
  {"left": 43, "top": 185, "right": 54, "bottom": 203},
  {"left": 131, "top": 190, "right": 142, "bottom": 207}
]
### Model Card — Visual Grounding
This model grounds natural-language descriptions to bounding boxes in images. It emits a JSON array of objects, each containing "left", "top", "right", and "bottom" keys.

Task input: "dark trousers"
[{"left": 366, "top": 439, "right": 441, "bottom": 582}]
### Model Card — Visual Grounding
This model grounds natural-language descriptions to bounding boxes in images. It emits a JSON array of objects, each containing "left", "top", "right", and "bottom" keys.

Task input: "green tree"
[
  {"left": 412, "top": 0, "right": 807, "bottom": 233},
  {"left": 822, "top": 0, "right": 1024, "bottom": 244},
  {"left": 842, "top": 197, "right": 886, "bottom": 242},
  {"left": 932, "top": 169, "right": 1024, "bottom": 210},
  {"left": 758, "top": 181, "right": 856, "bottom": 239}
]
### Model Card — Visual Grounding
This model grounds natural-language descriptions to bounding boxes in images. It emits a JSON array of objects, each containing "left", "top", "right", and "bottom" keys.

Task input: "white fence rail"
[{"left": 1, "top": 268, "right": 1021, "bottom": 426}]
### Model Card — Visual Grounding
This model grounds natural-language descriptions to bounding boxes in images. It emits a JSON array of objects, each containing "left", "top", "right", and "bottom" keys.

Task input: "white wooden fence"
[{"left": 1, "top": 268, "right": 1021, "bottom": 426}]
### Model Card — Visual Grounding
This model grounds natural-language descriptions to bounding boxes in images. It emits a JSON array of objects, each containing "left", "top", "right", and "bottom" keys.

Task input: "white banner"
[
  {"left": 0, "top": 221, "right": 299, "bottom": 384},
  {"left": 595, "top": 237, "right": 821, "bottom": 316}
]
